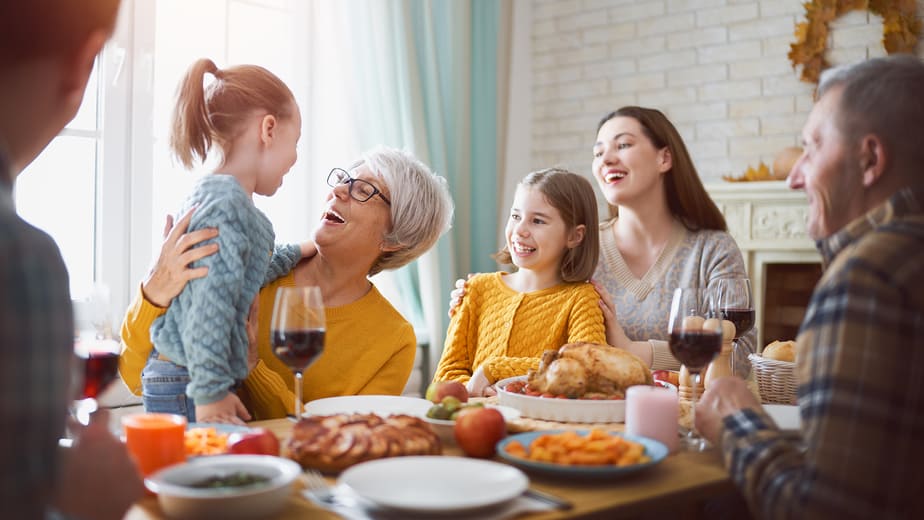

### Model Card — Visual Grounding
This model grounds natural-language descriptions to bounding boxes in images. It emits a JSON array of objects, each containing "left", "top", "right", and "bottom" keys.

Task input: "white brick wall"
[{"left": 528, "top": 0, "right": 924, "bottom": 183}]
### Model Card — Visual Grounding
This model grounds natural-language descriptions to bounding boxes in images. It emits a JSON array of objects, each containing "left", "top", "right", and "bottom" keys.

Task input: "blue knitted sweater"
[{"left": 149, "top": 174, "right": 300, "bottom": 405}]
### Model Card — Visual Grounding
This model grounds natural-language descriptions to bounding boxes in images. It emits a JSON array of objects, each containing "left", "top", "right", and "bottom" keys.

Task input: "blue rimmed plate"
[{"left": 496, "top": 430, "right": 668, "bottom": 479}]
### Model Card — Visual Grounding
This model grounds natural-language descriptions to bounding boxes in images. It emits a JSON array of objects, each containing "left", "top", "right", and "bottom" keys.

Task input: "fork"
[
  {"left": 301, "top": 469, "right": 374, "bottom": 520},
  {"left": 300, "top": 469, "right": 335, "bottom": 505}
]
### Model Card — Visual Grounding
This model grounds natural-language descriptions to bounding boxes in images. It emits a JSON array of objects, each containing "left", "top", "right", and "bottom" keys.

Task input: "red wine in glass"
[
  {"left": 80, "top": 351, "right": 119, "bottom": 399},
  {"left": 668, "top": 330, "right": 722, "bottom": 373},
  {"left": 272, "top": 329, "right": 325, "bottom": 372},
  {"left": 721, "top": 307, "right": 755, "bottom": 340}
]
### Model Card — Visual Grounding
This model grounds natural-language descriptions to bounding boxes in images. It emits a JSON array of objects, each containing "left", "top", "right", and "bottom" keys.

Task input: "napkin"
[{"left": 304, "top": 483, "right": 557, "bottom": 520}]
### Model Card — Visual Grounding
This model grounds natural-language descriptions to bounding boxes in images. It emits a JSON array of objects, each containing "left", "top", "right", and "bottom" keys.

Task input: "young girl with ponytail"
[{"left": 142, "top": 58, "right": 303, "bottom": 424}]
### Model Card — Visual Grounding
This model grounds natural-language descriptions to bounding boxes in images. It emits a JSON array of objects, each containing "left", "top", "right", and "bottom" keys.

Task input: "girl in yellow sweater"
[{"left": 434, "top": 168, "right": 606, "bottom": 396}]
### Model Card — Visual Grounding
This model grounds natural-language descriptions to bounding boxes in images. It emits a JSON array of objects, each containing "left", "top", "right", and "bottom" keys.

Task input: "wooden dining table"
[{"left": 125, "top": 415, "right": 735, "bottom": 519}]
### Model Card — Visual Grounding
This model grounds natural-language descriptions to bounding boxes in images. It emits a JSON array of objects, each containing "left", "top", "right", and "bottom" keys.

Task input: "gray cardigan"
[{"left": 593, "top": 218, "right": 756, "bottom": 371}]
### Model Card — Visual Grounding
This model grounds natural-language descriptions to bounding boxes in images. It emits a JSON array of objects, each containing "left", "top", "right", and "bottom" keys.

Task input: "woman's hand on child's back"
[
  {"left": 195, "top": 393, "right": 252, "bottom": 425},
  {"left": 448, "top": 274, "right": 476, "bottom": 317},
  {"left": 591, "top": 279, "right": 631, "bottom": 350},
  {"left": 142, "top": 205, "right": 219, "bottom": 307}
]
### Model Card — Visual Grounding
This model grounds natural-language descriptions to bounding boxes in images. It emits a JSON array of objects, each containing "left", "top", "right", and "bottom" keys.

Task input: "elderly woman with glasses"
[{"left": 118, "top": 146, "right": 454, "bottom": 422}]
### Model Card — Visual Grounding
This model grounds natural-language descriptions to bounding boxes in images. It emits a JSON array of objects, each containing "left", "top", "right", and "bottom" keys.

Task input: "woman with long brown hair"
[{"left": 590, "top": 106, "right": 753, "bottom": 371}]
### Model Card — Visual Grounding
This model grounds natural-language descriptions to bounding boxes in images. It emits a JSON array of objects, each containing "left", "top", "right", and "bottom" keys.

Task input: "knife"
[{"left": 524, "top": 488, "right": 572, "bottom": 510}]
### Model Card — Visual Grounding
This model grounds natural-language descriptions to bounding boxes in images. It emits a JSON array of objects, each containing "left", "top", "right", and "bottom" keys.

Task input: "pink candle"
[{"left": 625, "top": 385, "right": 679, "bottom": 453}]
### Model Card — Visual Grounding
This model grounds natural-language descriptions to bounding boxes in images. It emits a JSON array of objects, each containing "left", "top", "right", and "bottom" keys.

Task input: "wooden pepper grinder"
[
  {"left": 704, "top": 318, "right": 737, "bottom": 389},
  {"left": 678, "top": 315, "right": 706, "bottom": 401},
  {"left": 678, "top": 365, "right": 704, "bottom": 401}
]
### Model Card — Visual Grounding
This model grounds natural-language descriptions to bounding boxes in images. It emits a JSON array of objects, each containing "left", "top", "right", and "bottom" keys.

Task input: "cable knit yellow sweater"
[{"left": 433, "top": 272, "right": 606, "bottom": 385}]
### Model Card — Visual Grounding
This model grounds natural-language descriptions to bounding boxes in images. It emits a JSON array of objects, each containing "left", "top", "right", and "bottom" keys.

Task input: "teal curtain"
[
  {"left": 335, "top": 0, "right": 503, "bottom": 374},
  {"left": 469, "top": 0, "right": 501, "bottom": 275}
]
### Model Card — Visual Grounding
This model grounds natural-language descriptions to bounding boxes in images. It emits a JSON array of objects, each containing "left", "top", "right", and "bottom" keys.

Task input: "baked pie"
[{"left": 285, "top": 413, "right": 441, "bottom": 473}]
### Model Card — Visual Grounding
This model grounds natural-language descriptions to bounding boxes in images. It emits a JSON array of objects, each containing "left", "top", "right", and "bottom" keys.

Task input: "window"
[
  {"left": 12, "top": 0, "right": 416, "bottom": 328},
  {"left": 14, "top": 61, "right": 107, "bottom": 302}
]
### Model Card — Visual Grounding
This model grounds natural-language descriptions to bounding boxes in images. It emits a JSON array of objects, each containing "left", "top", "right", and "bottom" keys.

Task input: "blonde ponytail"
[
  {"left": 170, "top": 58, "right": 221, "bottom": 169},
  {"left": 168, "top": 57, "right": 296, "bottom": 170}
]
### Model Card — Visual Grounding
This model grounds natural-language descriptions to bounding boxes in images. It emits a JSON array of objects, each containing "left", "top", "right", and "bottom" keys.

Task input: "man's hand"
[
  {"left": 54, "top": 409, "right": 144, "bottom": 520},
  {"left": 195, "top": 392, "right": 251, "bottom": 425},
  {"left": 695, "top": 376, "right": 763, "bottom": 443},
  {"left": 142, "top": 206, "right": 219, "bottom": 307}
]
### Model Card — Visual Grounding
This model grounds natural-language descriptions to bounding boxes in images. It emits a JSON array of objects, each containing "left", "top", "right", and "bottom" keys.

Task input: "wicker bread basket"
[{"left": 748, "top": 353, "right": 797, "bottom": 404}]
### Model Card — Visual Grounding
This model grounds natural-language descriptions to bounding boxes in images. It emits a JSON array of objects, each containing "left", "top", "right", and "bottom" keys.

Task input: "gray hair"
[
  {"left": 818, "top": 55, "right": 924, "bottom": 177},
  {"left": 361, "top": 146, "right": 454, "bottom": 276}
]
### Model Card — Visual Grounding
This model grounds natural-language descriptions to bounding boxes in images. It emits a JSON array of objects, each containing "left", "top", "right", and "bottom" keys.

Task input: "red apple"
[
  {"left": 453, "top": 407, "right": 506, "bottom": 458},
  {"left": 425, "top": 380, "right": 469, "bottom": 404},
  {"left": 227, "top": 427, "right": 280, "bottom": 456}
]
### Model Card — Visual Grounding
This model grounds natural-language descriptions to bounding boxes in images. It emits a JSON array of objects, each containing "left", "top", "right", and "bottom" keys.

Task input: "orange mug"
[{"left": 122, "top": 413, "right": 187, "bottom": 477}]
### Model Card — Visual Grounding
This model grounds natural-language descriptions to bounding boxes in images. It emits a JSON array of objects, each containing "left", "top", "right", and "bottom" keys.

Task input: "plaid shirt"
[
  {"left": 719, "top": 186, "right": 924, "bottom": 519},
  {"left": 0, "top": 147, "right": 74, "bottom": 519}
]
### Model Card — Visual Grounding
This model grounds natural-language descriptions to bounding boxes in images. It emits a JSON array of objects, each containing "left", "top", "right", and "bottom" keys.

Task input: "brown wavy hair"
[
  {"left": 494, "top": 168, "right": 600, "bottom": 282},
  {"left": 170, "top": 58, "right": 296, "bottom": 169},
  {"left": 597, "top": 107, "right": 726, "bottom": 231}
]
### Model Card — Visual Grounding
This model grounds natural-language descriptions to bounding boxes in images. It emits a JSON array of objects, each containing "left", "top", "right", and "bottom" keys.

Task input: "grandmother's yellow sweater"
[
  {"left": 433, "top": 272, "right": 606, "bottom": 385},
  {"left": 119, "top": 272, "right": 416, "bottom": 419}
]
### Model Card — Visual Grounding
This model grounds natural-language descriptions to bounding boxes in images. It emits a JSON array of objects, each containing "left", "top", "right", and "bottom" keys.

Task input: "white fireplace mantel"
[{"left": 705, "top": 181, "right": 821, "bottom": 347}]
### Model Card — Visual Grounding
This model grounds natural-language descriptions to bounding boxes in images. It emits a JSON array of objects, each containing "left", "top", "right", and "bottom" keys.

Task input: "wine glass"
[
  {"left": 270, "top": 286, "right": 325, "bottom": 418},
  {"left": 668, "top": 287, "right": 722, "bottom": 451},
  {"left": 713, "top": 278, "right": 755, "bottom": 378},
  {"left": 72, "top": 283, "right": 120, "bottom": 425}
]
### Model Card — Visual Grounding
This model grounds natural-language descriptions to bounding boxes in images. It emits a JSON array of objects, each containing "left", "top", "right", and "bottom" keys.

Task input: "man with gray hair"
[{"left": 696, "top": 55, "right": 924, "bottom": 518}]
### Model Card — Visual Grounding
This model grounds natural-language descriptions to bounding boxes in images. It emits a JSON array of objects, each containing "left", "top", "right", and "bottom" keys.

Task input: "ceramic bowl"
[
  {"left": 422, "top": 405, "right": 521, "bottom": 445},
  {"left": 145, "top": 455, "right": 300, "bottom": 519}
]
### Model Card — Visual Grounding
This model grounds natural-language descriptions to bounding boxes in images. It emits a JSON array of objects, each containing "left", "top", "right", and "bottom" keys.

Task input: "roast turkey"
[{"left": 527, "top": 342, "right": 652, "bottom": 398}]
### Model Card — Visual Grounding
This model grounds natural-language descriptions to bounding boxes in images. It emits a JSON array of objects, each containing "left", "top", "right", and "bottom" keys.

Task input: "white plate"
[
  {"left": 302, "top": 395, "right": 432, "bottom": 418},
  {"left": 496, "top": 376, "right": 626, "bottom": 423},
  {"left": 339, "top": 456, "right": 528, "bottom": 514},
  {"left": 763, "top": 404, "right": 800, "bottom": 430}
]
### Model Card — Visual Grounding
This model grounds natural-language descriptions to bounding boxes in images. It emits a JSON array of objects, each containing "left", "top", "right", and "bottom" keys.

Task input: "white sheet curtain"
[{"left": 306, "top": 0, "right": 509, "bottom": 376}]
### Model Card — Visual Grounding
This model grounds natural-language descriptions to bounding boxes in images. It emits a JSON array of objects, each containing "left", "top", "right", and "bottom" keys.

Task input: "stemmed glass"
[
  {"left": 270, "top": 286, "right": 325, "bottom": 418},
  {"left": 72, "top": 283, "right": 120, "bottom": 425},
  {"left": 713, "top": 278, "right": 755, "bottom": 378},
  {"left": 668, "top": 287, "right": 722, "bottom": 451}
]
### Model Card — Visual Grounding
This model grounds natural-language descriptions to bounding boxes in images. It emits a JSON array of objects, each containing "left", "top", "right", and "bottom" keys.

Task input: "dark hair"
[
  {"left": 818, "top": 55, "right": 924, "bottom": 181},
  {"left": 0, "top": 0, "right": 122, "bottom": 65},
  {"left": 170, "top": 58, "right": 296, "bottom": 169},
  {"left": 596, "top": 106, "right": 727, "bottom": 232},
  {"left": 494, "top": 168, "right": 600, "bottom": 282}
]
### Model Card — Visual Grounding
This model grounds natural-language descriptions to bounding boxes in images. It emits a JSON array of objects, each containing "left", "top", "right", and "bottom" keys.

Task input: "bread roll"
[{"left": 763, "top": 340, "right": 796, "bottom": 362}]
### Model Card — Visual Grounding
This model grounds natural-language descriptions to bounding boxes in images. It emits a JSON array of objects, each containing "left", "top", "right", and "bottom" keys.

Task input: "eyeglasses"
[{"left": 327, "top": 168, "right": 391, "bottom": 206}]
